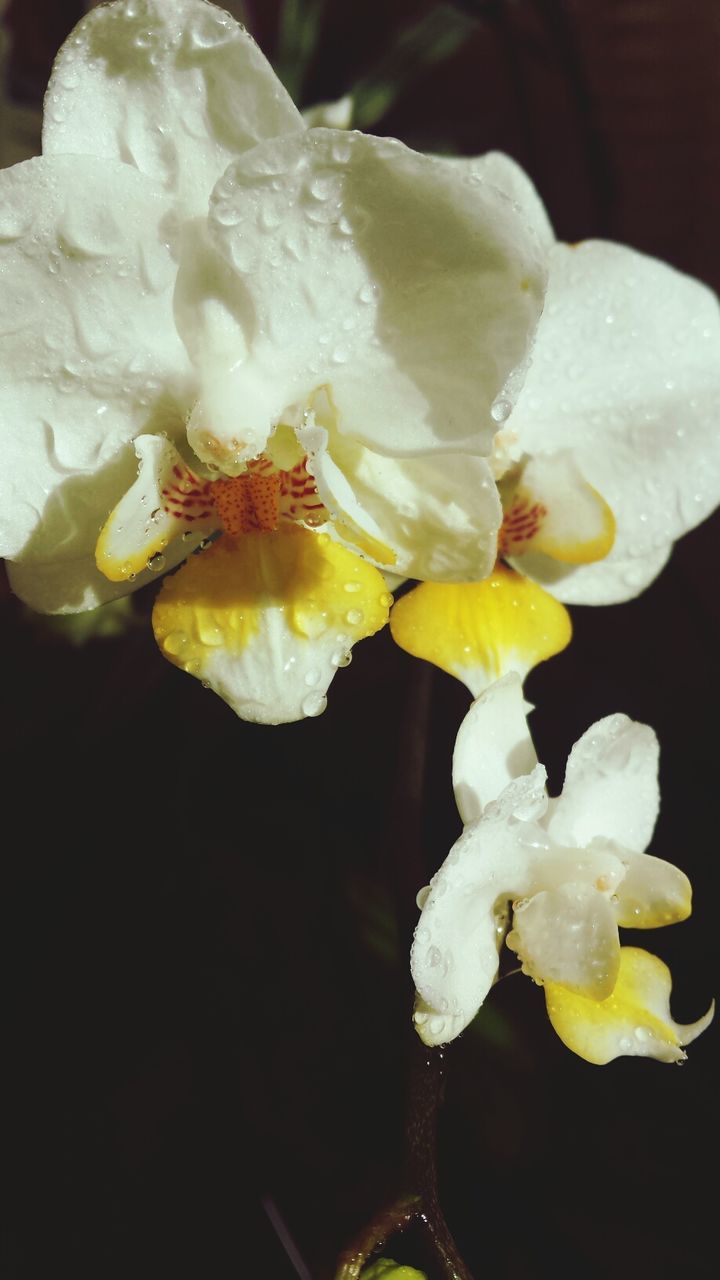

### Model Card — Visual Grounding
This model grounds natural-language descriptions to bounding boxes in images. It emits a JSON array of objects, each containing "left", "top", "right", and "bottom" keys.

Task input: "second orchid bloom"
[{"left": 412, "top": 674, "right": 713, "bottom": 1063}]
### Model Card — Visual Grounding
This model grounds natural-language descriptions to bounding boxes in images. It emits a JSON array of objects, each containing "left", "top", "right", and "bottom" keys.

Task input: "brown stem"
[
  {"left": 406, "top": 1041, "right": 474, "bottom": 1280},
  {"left": 334, "top": 1195, "right": 421, "bottom": 1279}
]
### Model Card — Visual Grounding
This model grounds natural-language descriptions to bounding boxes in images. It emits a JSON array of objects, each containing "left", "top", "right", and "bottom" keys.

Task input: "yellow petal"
[
  {"left": 501, "top": 452, "right": 615, "bottom": 566},
  {"left": 389, "top": 567, "right": 571, "bottom": 696},
  {"left": 152, "top": 526, "right": 391, "bottom": 723},
  {"left": 545, "top": 946, "right": 714, "bottom": 1064}
]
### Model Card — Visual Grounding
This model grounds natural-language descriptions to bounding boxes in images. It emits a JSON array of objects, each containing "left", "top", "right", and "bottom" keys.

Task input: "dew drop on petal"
[
  {"left": 490, "top": 397, "right": 512, "bottom": 424},
  {"left": 302, "top": 691, "right": 327, "bottom": 717}
]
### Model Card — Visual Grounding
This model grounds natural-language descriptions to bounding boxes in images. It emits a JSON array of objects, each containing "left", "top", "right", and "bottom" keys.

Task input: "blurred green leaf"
[
  {"left": 23, "top": 594, "right": 141, "bottom": 647},
  {"left": 350, "top": 4, "right": 479, "bottom": 130},
  {"left": 275, "top": 0, "right": 329, "bottom": 101}
]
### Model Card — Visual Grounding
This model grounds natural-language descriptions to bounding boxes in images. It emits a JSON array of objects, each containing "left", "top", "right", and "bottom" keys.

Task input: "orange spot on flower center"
[
  {"left": 161, "top": 453, "right": 329, "bottom": 536},
  {"left": 498, "top": 491, "right": 548, "bottom": 558},
  {"left": 211, "top": 470, "right": 281, "bottom": 535}
]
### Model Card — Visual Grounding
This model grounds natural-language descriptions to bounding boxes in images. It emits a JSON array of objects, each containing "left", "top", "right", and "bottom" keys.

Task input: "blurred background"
[{"left": 2, "top": 2, "right": 718, "bottom": 1277}]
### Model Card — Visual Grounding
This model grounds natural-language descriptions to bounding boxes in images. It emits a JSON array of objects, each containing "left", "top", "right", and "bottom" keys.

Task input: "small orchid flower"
[
  {"left": 412, "top": 673, "right": 713, "bottom": 1063},
  {"left": 391, "top": 153, "right": 720, "bottom": 694},
  {"left": 0, "top": 1, "right": 547, "bottom": 723}
]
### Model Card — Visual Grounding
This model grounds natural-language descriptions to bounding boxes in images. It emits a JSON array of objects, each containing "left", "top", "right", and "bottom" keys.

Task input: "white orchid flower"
[
  {"left": 391, "top": 152, "right": 720, "bottom": 695},
  {"left": 0, "top": 0, "right": 548, "bottom": 723},
  {"left": 412, "top": 673, "right": 713, "bottom": 1063}
]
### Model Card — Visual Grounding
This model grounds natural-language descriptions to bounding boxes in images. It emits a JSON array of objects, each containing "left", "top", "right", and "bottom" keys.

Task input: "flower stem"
[
  {"left": 335, "top": 1195, "right": 422, "bottom": 1280},
  {"left": 405, "top": 1041, "right": 473, "bottom": 1280},
  {"left": 335, "top": 659, "right": 472, "bottom": 1279}
]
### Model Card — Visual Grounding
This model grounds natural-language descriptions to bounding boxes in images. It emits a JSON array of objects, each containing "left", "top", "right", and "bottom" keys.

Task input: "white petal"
[
  {"left": 303, "top": 97, "right": 353, "bottom": 129},
  {"left": 412, "top": 811, "right": 534, "bottom": 1043},
  {"left": 547, "top": 713, "right": 659, "bottom": 852},
  {"left": 508, "top": 882, "right": 620, "bottom": 999},
  {"left": 452, "top": 673, "right": 538, "bottom": 823},
  {"left": 512, "top": 542, "right": 672, "bottom": 605},
  {"left": 6, "top": 523, "right": 200, "bottom": 614},
  {"left": 0, "top": 155, "right": 192, "bottom": 607},
  {"left": 298, "top": 401, "right": 502, "bottom": 581},
  {"left": 412, "top": 765, "right": 550, "bottom": 1044},
  {"left": 506, "top": 241, "right": 720, "bottom": 601},
  {"left": 451, "top": 151, "right": 555, "bottom": 253},
  {"left": 43, "top": 0, "right": 303, "bottom": 215},
  {"left": 185, "top": 128, "right": 546, "bottom": 464}
]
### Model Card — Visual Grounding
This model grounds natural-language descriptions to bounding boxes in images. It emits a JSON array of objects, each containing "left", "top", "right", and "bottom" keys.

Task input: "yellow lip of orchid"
[
  {"left": 151, "top": 525, "right": 392, "bottom": 724},
  {"left": 411, "top": 674, "right": 712, "bottom": 1062},
  {"left": 545, "top": 947, "right": 714, "bottom": 1065},
  {"left": 389, "top": 565, "right": 572, "bottom": 699}
]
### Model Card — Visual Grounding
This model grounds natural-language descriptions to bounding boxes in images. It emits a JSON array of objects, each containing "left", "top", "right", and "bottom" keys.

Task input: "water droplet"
[
  {"left": 491, "top": 397, "right": 512, "bottom": 424},
  {"left": 258, "top": 204, "right": 282, "bottom": 231},
  {"left": 304, "top": 668, "right": 321, "bottom": 687},
  {"left": 213, "top": 201, "right": 241, "bottom": 227},
  {"left": 187, "top": 11, "right": 233, "bottom": 49},
  {"left": 379, "top": 592, "right": 393, "bottom": 608},
  {"left": 344, "top": 580, "right": 362, "bottom": 593},
  {"left": 309, "top": 173, "right": 337, "bottom": 201},
  {"left": 0, "top": 207, "right": 34, "bottom": 241},
  {"left": 331, "top": 138, "right": 353, "bottom": 165},
  {"left": 302, "top": 691, "right": 327, "bottom": 717},
  {"left": 147, "top": 552, "right": 166, "bottom": 572},
  {"left": 345, "top": 608, "right": 364, "bottom": 626}
]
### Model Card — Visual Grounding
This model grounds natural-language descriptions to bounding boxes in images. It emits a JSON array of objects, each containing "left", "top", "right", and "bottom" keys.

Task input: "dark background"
[{"left": 2, "top": 2, "right": 718, "bottom": 1277}]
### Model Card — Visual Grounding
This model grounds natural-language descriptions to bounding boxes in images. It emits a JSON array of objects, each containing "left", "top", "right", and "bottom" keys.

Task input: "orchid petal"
[
  {"left": 452, "top": 673, "right": 538, "bottom": 824},
  {"left": 389, "top": 568, "right": 572, "bottom": 697},
  {"left": 43, "top": 0, "right": 303, "bottom": 215},
  {"left": 547, "top": 714, "right": 659, "bottom": 853},
  {"left": 508, "top": 882, "right": 620, "bottom": 999},
  {"left": 6, "top": 529, "right": 196, "bottom": 614},
  {"left": 0, "top": 155, "right": 192, "bottom": 608},
  {"left": 509, "top": 541, "right": 672, "bottom": 606},
  {"left": 412, "top": 767, "right": 548, "bottom": 1046},
  {"left": 545, "top": 947, "right": 714, "bottom": 1064},
  {"left": 184, "top": 128, "right": 546, "bottom": 466},
  {"left": 303, "top": 96, "right": 353, "bottom": 129},
  {"left": 452, "top": 151, "right": 555, "bottom": 253},
  {"left": 507, "top": 240, "right": 720, "bottom": 602},
  {"left": 152, "top": 526, "right": 390, "bottom": 723},
  {"left": 612, "top": 848, "right": 692, "bottom": 928},
  {"left": 95, "top": 435, "right": 218, "bottom": 582},
  {"left": 502, "top": 451, "right": 616, "bottom": 565},
  {"left": 298, "top": 394, "right": 502, "bottom": 581}
]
